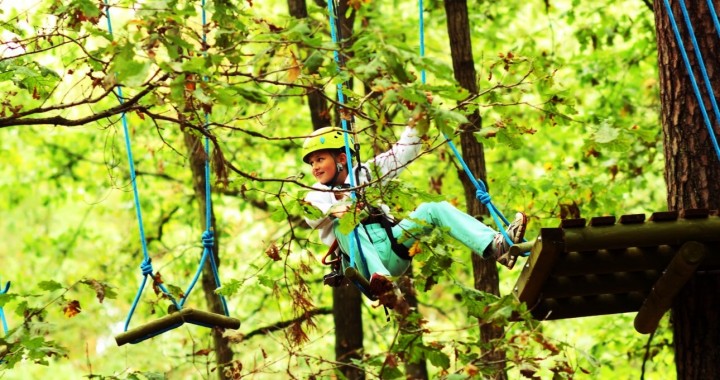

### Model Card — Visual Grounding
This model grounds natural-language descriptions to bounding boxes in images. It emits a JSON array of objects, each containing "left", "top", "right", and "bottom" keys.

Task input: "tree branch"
[
  {"left": 0, "top": 74, "right": 168, "bottom": 128},
  {"left": 233, "top": 307, "right": 332, "bottom": 342}
]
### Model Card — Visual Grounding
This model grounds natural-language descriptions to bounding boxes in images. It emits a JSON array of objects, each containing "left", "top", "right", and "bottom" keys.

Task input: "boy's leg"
[
  {"left": 333, "top": 222, "right": 405, "bottom": 309},
  {"left": 393, "top": 201, "right": 498, "bottom": 254},
  {"left": 333, "top": 221, "right": 392, "bottom": 279}
]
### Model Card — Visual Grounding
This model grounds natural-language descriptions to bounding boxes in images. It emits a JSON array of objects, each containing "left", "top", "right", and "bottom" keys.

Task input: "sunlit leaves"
[{"left": 0, "top": 58, "right": 61, "bottom": 102}]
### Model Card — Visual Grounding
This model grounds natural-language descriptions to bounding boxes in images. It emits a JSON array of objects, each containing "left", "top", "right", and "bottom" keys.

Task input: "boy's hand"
[
  {"left": 329, "top": 201, "right": 365, "bottom": 218},
  {"left": 330, "top": 203, "right": 351, "bottom": 218},
  {"left": 409, "top": 110, "right": 430, "bottom": 137}
]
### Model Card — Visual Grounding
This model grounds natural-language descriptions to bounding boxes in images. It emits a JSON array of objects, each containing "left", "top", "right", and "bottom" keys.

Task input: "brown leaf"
[
  {"left": 81, "top": 279, "right": 107, "bottom": 303},
  {"left": 288, "top": 321, "right": 309, "bottom": 346},
  {"left": 63, "top": 300, "right": 82, "bottom": 318},
  {"left": 559, "top": 201, "right": 581, "bottom": 220},
  {"left": 465, "top": 364, "right": 479, "bottom": 377},
  {"left": 194, "top": 348, "right": 212, "bottom": 356},
  {"left": 287, "top": 52, "right": 301, "bottom": 83},
  {"left": 265, "top": 243, "right": 281, "bottom": 261},
  {"left": 382, "top": 353, "right": 399, "bottom": 368},
  {"left": 152, "top": 272, "right": 164, "bottom": 295}
]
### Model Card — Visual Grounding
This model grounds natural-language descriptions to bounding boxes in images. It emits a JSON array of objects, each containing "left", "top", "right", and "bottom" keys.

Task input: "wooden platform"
[{"left": 512, "top": 209, "right": 720, "bottom": 333}]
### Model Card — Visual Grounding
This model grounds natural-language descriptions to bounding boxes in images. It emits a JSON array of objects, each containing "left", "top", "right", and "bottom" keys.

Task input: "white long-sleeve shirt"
[{"left": 304, "top": 127, "right": 423, "bottom": 246}]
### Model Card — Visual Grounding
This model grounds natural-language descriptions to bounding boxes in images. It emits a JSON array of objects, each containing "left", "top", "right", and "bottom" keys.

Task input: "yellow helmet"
[{"left": 301, "top": 127, "right": 355, "bottom": 163}]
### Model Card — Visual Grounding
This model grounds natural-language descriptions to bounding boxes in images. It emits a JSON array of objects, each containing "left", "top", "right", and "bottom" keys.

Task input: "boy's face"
[{"left": 306, "top": 150, "right": 347, "bottom": 185}]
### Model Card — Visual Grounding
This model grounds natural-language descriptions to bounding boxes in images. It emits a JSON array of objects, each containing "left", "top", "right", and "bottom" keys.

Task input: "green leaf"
[
  {"left": 593, "top": 121, "right": 620, "bottom": 143},
  {"left": 38, "top": 280, "right": 64, "bottom": 292},
  {"left": 181, "top": 56, "right": 208, "bottom": 73},
  {"left": 426, "top": 348, "right": 451, "bottom": 369},
  {"left": 258, "top": 275, "right": 277, "bottom": 290},
  {"left": 216, "top": 279, "right": 244, "bottom": 296}
]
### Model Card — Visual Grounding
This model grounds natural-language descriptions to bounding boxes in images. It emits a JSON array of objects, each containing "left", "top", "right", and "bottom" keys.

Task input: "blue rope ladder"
[
  {"left": 417, "top": 0, "right": 527, "bottom": 254},
  {"left": 661, "top": 0, "right": 720, "bottom": 163},
  {"left": 104, "top": 0, "right": 239, "bottom": 346}
]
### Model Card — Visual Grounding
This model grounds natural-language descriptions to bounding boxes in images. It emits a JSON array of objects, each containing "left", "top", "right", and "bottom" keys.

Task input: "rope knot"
[
  {"left": 475, "top": 189, "right": 492, "bottom": 205},
  {"left": 140, "top": 258, "right": 154, "bottom": 276},
  {"left": 202, "top": 230, "right": 215, "bottom": 249}
]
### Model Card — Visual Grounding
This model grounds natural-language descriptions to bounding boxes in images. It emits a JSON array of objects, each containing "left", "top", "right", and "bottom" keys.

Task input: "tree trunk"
[
  {"left": 183, "top": 130, "right": 234, "bottom": 379},
  {"left": 398, "top": 267, "right": 429, "bottom": 380},
  {"left": 444, "top": 0, "right": 506, "bottom": 378},
  {"left": 654, "top": 1, "right": 720, "bottom": 378},
  {"left": 289, "top": 1, "right": 363, "bottom": 377},
  {"left": 333, "top": 285, "right": 365, "bottom": 380},
  {"left": 287, "top": 0, "right": 331, "bottom": 129}
]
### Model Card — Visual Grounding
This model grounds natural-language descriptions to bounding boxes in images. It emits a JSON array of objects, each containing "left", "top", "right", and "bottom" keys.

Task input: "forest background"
[{"left": 0, "top": 0, "right": 673, "bottom": 379}]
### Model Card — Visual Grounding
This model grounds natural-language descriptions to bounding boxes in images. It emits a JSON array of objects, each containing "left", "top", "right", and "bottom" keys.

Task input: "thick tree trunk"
[
  {"left": 183, "top": 130, "right": 234, "bottom": 379},
  {"left": 332, "top": 285, "right": 365, "bottom": 380},
  {"left": 444, "top": 1, "right": 506, "bottom": 378},
  {"left": 398, "top": 266, "right": 429, "bottom": 380},
  {"left": 654, "top": 1, "right": 720, "bottom": 378},
  {"left": 289, "top": 1, "right": 363, "bottom": 377}
]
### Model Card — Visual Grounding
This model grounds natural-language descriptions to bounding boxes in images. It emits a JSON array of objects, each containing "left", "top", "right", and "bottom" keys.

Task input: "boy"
[{"left": 302, "top": 124, "right": 527, "bottom": 308}]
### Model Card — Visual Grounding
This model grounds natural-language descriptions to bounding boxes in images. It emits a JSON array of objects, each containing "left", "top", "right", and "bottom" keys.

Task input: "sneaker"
[
  {"left": 489, "top": 212, "right": 527, "bottom": 269},
  {"left": 369, "top": 273, "right": 403, "bottom": 310}
]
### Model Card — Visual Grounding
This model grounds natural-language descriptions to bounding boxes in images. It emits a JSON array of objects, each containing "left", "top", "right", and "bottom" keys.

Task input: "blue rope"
[
  {"left": 0, "top": 280, "right": 9, "bottom": 335},
  {"left": 417, "top": 0, "right": 521, "bottom": 251},
  {"left": 709, "top": 0, "right": 720, "bottom": 41},
  {"left": 105, "top": 1, "right": 231, "bottom": 333},
  {"left": 103, "top": 1, "right": 180, "bottom": 332},
  {"left": 178, "top": 0, "right": 230, "bottom": 316},
  {"left": 326, "top": 0, "right": 372, "bottom": 285},
  {"left": 662, "top": 0, "right": 720, "bottom": 162}
]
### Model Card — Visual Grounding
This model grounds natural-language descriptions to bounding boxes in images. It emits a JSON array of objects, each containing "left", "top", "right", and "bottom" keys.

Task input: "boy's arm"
[
  {"left": 367, "top": 121, "right": 426, "bottom": 182},
  {"left": 303, "top": 190, "right": 333, "bottom": 228},
  {"left": 303, "top": 189, "right": 352, "bottom": 228}
]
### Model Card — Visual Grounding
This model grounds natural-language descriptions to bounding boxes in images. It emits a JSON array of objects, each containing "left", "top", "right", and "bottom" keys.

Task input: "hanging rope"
[
  {"left": 417, "top": 0, "right": 521, "bottom": 250},
  {"left": 103, "top": 1, "right": 181, "bottom": 332},
  {"left": 326, "top": 0, "right": 374, "bottom": 295},
  {"left": 104, "top": 0, "right": 230, "bottom": 333},
  {"left": 177, "top": 0, "right": 230, "bottom": 315},
  {"left": 0, "top": 280, "right": 9, "bottom": 335},
  {"left": 661, "top": 0, "right": 720, "bottom": 163}
]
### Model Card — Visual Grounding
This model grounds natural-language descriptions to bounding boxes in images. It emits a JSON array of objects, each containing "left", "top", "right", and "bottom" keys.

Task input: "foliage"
[{"left": 0, "top": 0, "right": 673, "bottom": 378}]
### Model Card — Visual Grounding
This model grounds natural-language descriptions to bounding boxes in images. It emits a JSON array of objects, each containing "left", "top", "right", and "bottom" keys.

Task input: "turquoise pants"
[{"left": 333, "top": 201, "right": 498, "bottom": 278}]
